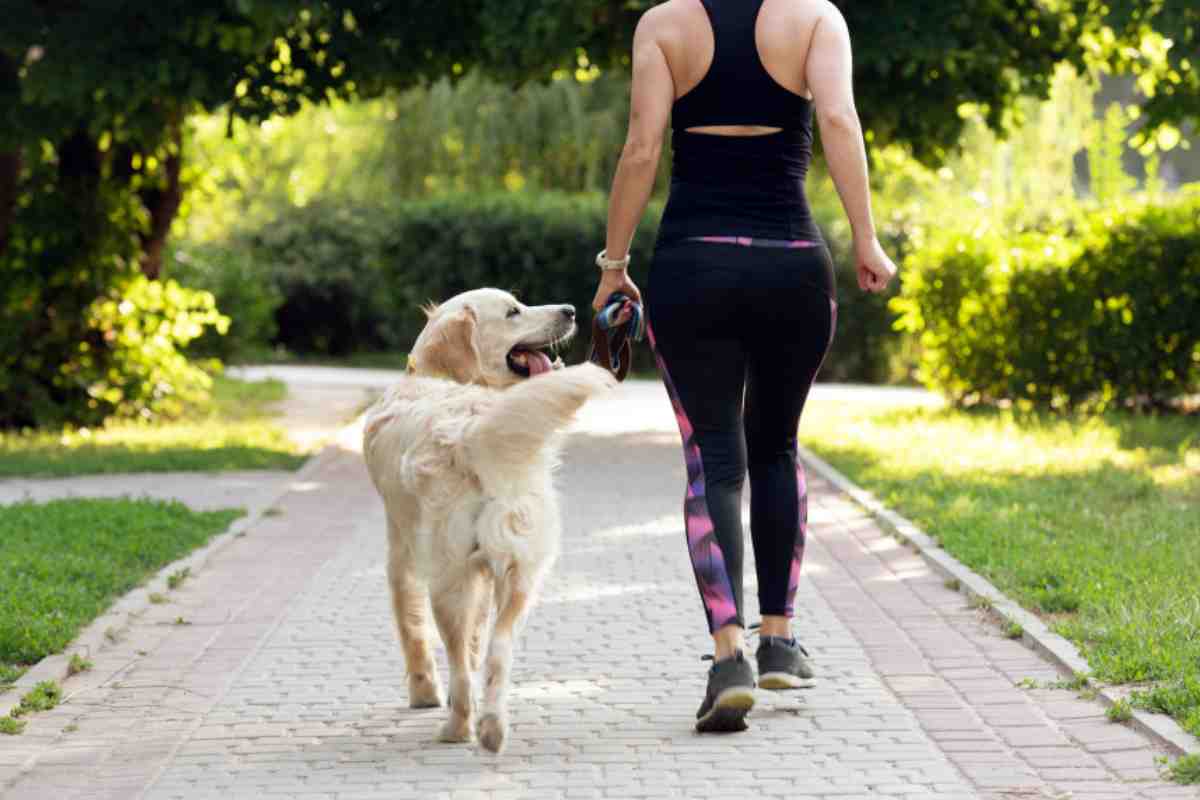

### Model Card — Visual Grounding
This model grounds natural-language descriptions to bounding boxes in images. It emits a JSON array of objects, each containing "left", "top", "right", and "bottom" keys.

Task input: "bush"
[
  {"left": 166, "top": 244, "right": 281, "bottom": 361},
  {"left": 68, "top": 276, "right": 229, "bottom": 422},
  {"left": 215, "top": 192, "right": 900, "bottom": 381},
  {"left": 893, "top": 192, "right": 1200, "bottom": 409}
]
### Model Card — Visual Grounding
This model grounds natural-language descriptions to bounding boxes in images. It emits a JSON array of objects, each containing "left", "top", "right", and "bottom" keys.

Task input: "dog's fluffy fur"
[{"left": 362, "top": 288, "right": 614, "bottom": 753}]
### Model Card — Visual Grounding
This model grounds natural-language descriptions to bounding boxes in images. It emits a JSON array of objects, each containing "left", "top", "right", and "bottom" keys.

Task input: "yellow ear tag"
[{"left": 406, "top": 354, "right": 417, "bottom": 374}]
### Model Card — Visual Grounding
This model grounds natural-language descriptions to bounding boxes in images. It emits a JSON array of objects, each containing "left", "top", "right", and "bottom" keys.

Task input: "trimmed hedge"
[
  {"left": 893, "top": 192, "right": 1200, "bottom": 409},
  {"left": 185, "top": 192, "right": 903, "bottom": 382}
]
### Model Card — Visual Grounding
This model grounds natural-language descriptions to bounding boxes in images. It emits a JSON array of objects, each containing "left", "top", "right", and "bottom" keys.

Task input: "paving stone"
[{"left": 0, "top": 380, "right": 1191, "bottom": 799}]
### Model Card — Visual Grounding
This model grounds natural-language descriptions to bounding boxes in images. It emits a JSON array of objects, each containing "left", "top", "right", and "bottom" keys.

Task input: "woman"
[{"left": 592, "top": 0, "right": 897, "bottom": 733}]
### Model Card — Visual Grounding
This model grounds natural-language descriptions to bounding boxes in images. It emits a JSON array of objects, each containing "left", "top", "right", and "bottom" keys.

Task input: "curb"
[
  {"left": 0, "top": 442, "right": 343, "bottom": 722},
  {"left": 799, "top": 444, "right": 1200, "bottom": 759}
]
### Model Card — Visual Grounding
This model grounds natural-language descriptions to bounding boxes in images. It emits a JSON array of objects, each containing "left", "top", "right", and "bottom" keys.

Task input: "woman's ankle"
[
  {"left": 759, "top": 614, "right": 792, "bottom": 639},
  {"left": 712, "top": 623, "right": 746, "bottom": 661}
]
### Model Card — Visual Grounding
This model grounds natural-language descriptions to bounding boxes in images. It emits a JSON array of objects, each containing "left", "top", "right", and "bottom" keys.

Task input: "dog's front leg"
[
  {"left": 477, "top": 567, "right": 536, "bottom": 754},
  {"left": 431, "top": 572, "right": 488, "bottom": 743}
]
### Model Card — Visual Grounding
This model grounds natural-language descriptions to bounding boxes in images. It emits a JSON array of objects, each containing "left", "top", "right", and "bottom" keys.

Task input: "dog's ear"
[{"left": 410, "top": 306, "right": 481, "bottom": 383}]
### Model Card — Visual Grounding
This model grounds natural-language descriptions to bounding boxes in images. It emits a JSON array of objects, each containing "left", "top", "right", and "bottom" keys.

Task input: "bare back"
[{"left": 654, "top": 0, "right": 828, "bottom": 136}]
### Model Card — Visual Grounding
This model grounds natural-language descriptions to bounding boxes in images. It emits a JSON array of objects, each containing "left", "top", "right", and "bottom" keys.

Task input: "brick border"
[
  {"left": 0, "top": 443, "right": 342, "bottom": 721},
  {"left": 799, "top": 444, "right": 1200, "bottom": 760}
]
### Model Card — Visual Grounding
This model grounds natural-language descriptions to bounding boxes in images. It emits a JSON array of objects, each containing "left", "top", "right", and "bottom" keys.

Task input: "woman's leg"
[
  {"left": 743, "top": 256, "right": 837, "bottom": 631},
  {"left": 646, "top": 247, "right": 751, "bottom": 658}
]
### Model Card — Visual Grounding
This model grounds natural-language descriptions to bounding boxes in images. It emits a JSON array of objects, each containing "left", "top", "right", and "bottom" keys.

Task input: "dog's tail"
[{"left": 465, "top": 363, "right": 615, "bottom": 470}]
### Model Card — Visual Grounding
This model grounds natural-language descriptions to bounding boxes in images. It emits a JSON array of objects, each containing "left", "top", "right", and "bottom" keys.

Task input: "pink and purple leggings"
[{"left": 646, "top": 237, "right": 836, "bottom": 633}]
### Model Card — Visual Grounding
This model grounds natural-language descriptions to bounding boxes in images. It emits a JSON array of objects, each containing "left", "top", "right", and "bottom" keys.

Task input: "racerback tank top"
[{"left": 656, "top": 0, "right": 822, "bottom": 246}]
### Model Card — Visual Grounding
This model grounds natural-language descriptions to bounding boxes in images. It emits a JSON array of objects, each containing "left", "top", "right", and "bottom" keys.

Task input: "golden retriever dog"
[{"left": 362, "top": 288, "right": 615, "bottom": 753}]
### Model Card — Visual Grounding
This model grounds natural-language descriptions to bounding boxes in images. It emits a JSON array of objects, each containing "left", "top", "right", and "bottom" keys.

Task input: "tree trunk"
[
  {"left": 138, "top": 123, "right": 183, "bottom": 280},
  {"left": 0, "top": 149, "right": 19, "bottom": 257},
  {"left": 0, "top": 49, "right": 19, "bottom": 259}
]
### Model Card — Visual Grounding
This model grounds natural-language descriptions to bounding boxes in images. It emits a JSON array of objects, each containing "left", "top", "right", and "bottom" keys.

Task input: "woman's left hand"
[{"left": 591, "top": 269, "right": 643, "bottom": 313}]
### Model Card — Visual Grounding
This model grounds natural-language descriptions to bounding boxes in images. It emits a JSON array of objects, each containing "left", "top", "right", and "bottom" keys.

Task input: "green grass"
[
  {"left": 66, "top": 654, "right": 92, "bottom": 676},
  {"left": 0, "top": 376, "right": 307, "bottom": 478},
  {"left": 800, "top": 394, "right": 1200, "bottom": 738},
  {"left": 1107, "top": 698, "right": 1134, "bottom": 723},
  {"left": 1166, "top": 753, "right": 1200, "bottom": 784},
  {"left": 12, "top": 681, "right": 61, "bottom": 717},
  {"left": 0, "top": 498, "right": 240, "bottom": 689}
]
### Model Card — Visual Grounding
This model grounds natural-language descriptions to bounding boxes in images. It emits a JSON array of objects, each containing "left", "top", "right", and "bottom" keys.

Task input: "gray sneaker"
[
  {"left": 756, "top": 636, "right": 815, "bottom": 690},
  {"left": 695, "top": 651, "right": 756, "bottom": 733}
]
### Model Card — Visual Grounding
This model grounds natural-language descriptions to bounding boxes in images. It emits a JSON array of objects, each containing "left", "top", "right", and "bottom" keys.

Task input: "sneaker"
[
  {"left": 756, "top": 636, "right": 815, "bottom": 690},
  {"left": 695, "top": 651, "right": 756, "bottom": 733}
]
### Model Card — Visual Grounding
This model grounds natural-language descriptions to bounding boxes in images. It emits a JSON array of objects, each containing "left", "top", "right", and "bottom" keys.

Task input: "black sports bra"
[{"left": 671, "top": 0, "right": 813, "bottom": 132}]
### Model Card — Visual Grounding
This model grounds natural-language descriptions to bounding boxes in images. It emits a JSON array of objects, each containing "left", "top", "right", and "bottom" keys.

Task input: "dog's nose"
[{"left": 561, "top": 305, "right": 576, "bottom": 321}]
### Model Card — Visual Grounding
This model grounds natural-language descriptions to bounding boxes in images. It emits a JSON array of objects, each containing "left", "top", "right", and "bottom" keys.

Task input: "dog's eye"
[{"left": 506, "top": 307, "right": 521, "bottom": 318}]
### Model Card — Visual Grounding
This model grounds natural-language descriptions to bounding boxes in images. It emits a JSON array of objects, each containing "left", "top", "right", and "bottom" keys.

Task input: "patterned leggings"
[{"left": 646, "top": 237, "right": 836, "bottom": 633}]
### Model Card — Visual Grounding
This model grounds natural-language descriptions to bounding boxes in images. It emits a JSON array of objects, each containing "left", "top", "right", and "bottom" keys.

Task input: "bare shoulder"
[
  {"left": 807, "top": 0, "right": 848, "bottom": 33},
  {"left": 635, "top": 0, "right": 677, "bottom": 36}
]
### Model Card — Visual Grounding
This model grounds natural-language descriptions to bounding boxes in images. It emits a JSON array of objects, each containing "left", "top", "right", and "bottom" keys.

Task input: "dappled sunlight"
[
  {"left": 801, "top": 396, "right": 1199, "bottom": 483},
  {"left": 538, "top": 581, "right": 666, "bottom": 606},
  {"left": 509, "top": 679, "right": 605, "bottom": 701},
  {"left": 591, "top": 514, "right": 681, "bottom": 541},
  {"left": 801, "top": 391, "right": 1200, "bottom": 738}
]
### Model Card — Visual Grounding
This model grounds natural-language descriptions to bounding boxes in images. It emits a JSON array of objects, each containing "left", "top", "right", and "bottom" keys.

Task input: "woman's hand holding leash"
[{"left": 591, "top": 256, "right": 643, "bottom": 313}]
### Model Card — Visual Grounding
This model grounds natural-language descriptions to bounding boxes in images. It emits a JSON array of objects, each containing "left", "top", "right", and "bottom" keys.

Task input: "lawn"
[
  {"left": 0, "top": 376, "right": 307, "bottom": 478},
  {"left": 0, "top": 498, "right": 241, "bottom": 693},
  {"left": 800, "top": 392, "right": 1200, "bottom": 737}
]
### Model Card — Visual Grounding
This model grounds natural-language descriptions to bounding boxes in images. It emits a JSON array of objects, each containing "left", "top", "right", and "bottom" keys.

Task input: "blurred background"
[{"left": 1, "top": 1, "right": 1198, "bottom": 426}]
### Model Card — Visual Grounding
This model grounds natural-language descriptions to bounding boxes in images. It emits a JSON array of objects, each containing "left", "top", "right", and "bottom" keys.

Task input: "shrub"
[
  {"left": 66, "top": 276, "right": 229, "bottom": 423},
  {"left": 165, "top": 244, "right": 281, "bottom": 361},
  {"left": 893, "top": 192, "right": 1200, "bottom": 409},
  {"left": 211, "top": 191, "right": 902, "bottom": 381}
]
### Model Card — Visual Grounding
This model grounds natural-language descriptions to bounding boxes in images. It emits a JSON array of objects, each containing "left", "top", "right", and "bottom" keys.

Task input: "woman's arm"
[
  {"left": 806, "top": 6, "right": 896, "bottom": 293},
  {"left": 593, "top": 9, "right": 675, "bottom": 311}
]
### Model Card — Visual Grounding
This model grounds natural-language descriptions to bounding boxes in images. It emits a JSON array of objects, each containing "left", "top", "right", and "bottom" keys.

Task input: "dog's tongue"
[{"left": 526, "top": 350, "right": 554, "bottom": 377}]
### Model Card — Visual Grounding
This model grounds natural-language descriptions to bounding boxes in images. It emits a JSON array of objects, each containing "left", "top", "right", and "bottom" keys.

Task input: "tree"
[
  {"left": 1, "top": 0, "right": 1192, "bottom": 427},
  {"left": 1087, "top": 1, "right": 1200, "bottom": 137}
]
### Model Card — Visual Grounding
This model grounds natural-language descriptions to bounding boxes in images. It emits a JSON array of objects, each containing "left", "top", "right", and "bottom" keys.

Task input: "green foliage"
[
  {"left": 893, "top": 192, "right": 1200, "bottom": 409},
  {"left": 75, "top": 276, "right": 229, "bottom": 423},
  {"left": 0, "top": 716, "right": 25, "bottom": 735},
  {"left": 180, "top": 74, "right": 647, "bottom": 245},
  {"left": 166, "top": 244, "right": 281, "bottom": 361},
  {"left": 1164, "top": 752, "right": 1200, "bottom": 785},
  {"left": 66, "top": 654, "right": 92, "bottom": 676},
  {"left": 0, "top": 376, "right": 303, "bottom": 479},
  {"left": 205, "top": 192, "right": 897, "bottom": 382},
  {"left": 1106, "top": 698, "right": 1134, "bottom": 722},
  {"left": 12, "top": 681, "right": 61, "bottom": 717},
  {"left": 1087, "top": 1, "right": 1200, "bottom": 136},
  {"left": 0, "top": 498, "right": 240, "bottom": 675},
  {"left": 1, "top": 264, "right": 229, "bottom": 428}
]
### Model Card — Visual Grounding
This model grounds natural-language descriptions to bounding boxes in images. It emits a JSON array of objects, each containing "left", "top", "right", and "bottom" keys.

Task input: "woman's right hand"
[{"left": 855, "top": 236, "right": 897, "bottom": 294}]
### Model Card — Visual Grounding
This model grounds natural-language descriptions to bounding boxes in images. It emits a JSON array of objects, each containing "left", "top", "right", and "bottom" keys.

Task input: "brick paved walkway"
[{"left": 1, "top": 381, "right": 1195, "bottom": 800}]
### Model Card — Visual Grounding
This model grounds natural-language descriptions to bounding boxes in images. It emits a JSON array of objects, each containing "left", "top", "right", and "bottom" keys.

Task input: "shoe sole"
[
  {"left": 695, "top": 687, "right": 755, "bottom": 733},
  {"left": 758, "top": 672, "right": 816, "bottom": 690}
]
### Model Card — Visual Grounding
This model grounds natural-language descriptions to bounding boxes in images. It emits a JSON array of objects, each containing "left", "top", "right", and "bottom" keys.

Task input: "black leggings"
[{"left": 646, "top": 240, "right": 836, "bottom": 633}]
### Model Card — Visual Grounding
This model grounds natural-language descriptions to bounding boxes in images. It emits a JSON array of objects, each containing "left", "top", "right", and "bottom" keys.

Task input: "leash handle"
[{"left": 596, "top": 292, "right": 645, "bottom": 342}]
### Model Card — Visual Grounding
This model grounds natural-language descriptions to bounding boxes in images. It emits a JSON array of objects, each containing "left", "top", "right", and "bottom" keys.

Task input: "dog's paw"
[
  {"left": 408, "top": 673, "right": 443, "bottom": 709},
  {"left": 559, "top": 362, "right": 618, "bottom": 396},
  {"left": 436, "top": 715, "right": 473, "bottom": 744},
  {"left": 477, "top": 712, "right": 507, "bottom": 754}
]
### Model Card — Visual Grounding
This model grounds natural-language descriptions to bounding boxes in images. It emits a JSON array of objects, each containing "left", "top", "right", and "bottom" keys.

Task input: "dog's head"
[{"left": 408, "top": 288, "right": 576, "bottom": 388}]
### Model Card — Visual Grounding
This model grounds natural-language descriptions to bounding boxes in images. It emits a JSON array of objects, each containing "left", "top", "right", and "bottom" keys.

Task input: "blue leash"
[{"left": 595, "top": 292, "right": 645, "bottom": 372}]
